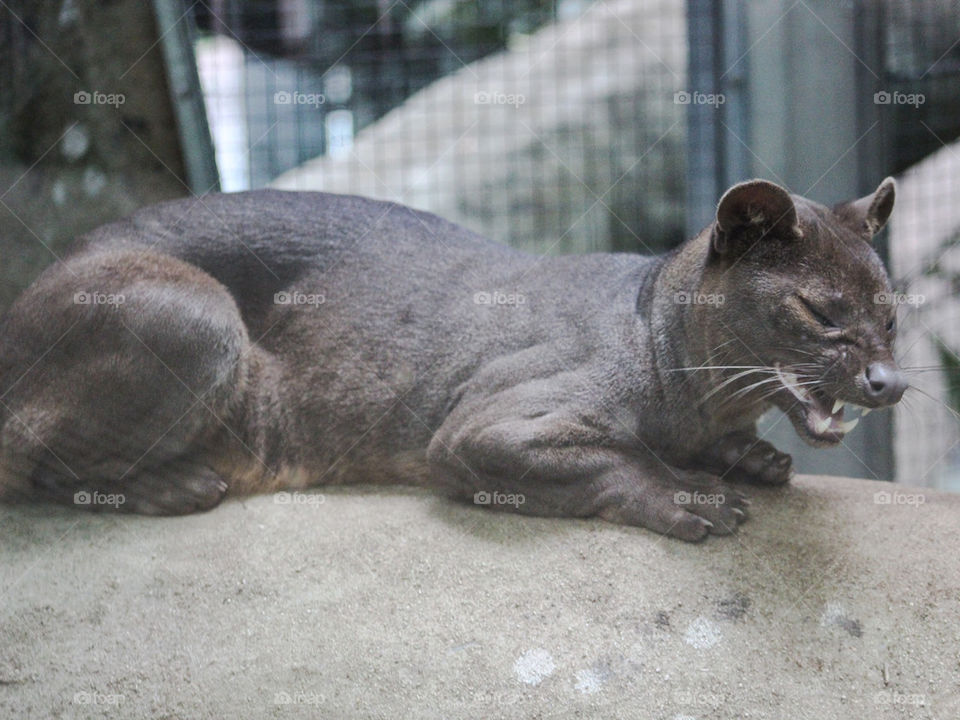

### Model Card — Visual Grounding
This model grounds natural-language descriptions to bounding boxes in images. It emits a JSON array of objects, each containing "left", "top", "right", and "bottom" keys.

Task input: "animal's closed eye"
[{"left": 798, "top": 296, "right": 838, "bottom": 329}]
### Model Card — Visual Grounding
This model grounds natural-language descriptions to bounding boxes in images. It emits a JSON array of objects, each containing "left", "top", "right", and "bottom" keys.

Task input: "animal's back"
[{"left": 72, "top": 190, "right": 524, "bottom": 333}]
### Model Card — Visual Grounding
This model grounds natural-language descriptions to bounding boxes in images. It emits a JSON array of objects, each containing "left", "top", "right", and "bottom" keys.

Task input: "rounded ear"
[
  {"left": 832, "top": 177, "right": 896, "bottom": 240},
  {"left": 713, "top": 179, "right": 802, "bottom": 255}
]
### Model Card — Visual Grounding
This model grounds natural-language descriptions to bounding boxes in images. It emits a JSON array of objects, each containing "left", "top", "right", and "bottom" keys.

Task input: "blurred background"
[{"left": 1, "top": 0, "right": 958, "bottom": 488}]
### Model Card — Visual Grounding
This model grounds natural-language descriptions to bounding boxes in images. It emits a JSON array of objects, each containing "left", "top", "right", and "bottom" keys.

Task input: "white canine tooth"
[
  {"left": 814, "top": 416, "right": 833, "bottom": 434},
  {"left": 838, "top": 417, "right": 860, "bottom": 433},
  {"left": 859, "top": 407, "right": 871, "bottom": 416},
  {"left": 832, "top": 399, "right": 845, "bottom": 415}
]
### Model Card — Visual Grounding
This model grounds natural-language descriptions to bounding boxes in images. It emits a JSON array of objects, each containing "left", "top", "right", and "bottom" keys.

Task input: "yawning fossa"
[{"left": 0, "top": 179, "right": 905, "bottom": 540}]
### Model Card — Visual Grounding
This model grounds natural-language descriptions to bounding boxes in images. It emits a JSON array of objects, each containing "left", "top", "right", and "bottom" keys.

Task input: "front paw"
[
  {"left": 713, "top": 433, "right": 793, "bottom": 485},
  {"left": 597, "top": 470, "right": 749, "bottom": 542}
]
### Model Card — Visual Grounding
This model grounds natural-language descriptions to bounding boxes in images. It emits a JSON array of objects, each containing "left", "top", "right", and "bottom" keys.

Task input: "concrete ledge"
[{"left": 1, "top": 475, "right": 959, "bottom": 719}]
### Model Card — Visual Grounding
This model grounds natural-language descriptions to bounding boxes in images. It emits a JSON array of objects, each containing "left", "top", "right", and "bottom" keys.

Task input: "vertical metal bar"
[
  {"left": 152, "top": 0, "right": 221, "bottom": 193},
  {"left": 853, "top": 0, "right": 895, "bottom": 480},
  {"left": 719, "top": 0, "right": 749, "bottom": 186},
  {"left": 685, "top": 0, "right": 723, "bottom": 239},
  {"left": 686, "top": 0, "right": 750, "bottom": 236}
]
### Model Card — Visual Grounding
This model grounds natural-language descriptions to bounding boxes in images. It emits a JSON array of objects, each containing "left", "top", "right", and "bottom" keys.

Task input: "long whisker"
[
  {"left": 701, "top": 368, "right": 778, "bottom": 403},
  {"left": 905, "top": 385, "right": 960, "bottom": 425},
  {"left": 772, "top": 347, "right": 819, "bottom": 358},
  {"left": 716, "top": 376, "right": 784, "bottom": 407},
  {"left": 665, "top": 365, "right": 776, "bottom": 373},
  {"left": 702, "top": 361, "right": 830, "bottom": 408},
  {"left": 668, "top": 340, "right": 758, "bottom": 396},
  {"left": 895, "top": 394, "right": 921, "bottom": 431}
]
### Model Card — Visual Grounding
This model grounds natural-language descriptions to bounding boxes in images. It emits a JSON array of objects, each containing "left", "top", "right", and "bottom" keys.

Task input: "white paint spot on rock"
[
  {"left": 574, "top": 665, "right": 610, "bottom": 694},
  {"left": 51, "top": 180, "right": 68, "bottom": 206},
  {"left": 820, "top": 601, "right": 845, "bottom": 626},
  {"left": 820, "top": 601, "right": 862, "bottom": 637},
  {"left": 59, "top": 0, "right": 79, "bottom": 27},
  {"left": 61, "top": 124, "right": 90, "bottom": 161},
  {"left": 82, "top": 166, "right": 106, "bottom": 196},
  {"left": 684, "top": 616, "right": 722, "bottom": 650},
  {"left": 514, "top": 648, "right": 555, "bottom": 686}
]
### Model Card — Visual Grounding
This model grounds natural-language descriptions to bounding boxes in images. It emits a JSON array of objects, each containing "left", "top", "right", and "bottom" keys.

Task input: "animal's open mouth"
[{"left": 775, "top": 364, "right": 871, "bottom": 445}]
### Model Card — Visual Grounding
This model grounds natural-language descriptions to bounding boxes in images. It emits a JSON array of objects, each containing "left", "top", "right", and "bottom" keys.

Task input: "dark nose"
[{"left": 864, "top": 362, "right": 907, "bottom": 405}]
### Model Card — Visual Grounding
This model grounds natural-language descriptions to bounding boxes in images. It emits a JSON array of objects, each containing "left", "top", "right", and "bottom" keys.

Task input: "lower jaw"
[
  {"left": 774, "top": 365, "right": 865, "bottom": 447},
  {"left": 800, "top": 425, "right": 844, "bottom": 447},
  {"left": 793, "top": 414, "right": 846, "bottom": 447}
]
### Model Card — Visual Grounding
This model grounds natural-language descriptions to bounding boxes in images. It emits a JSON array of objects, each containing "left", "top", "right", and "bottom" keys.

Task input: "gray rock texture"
[{"left": 2, "top": 474, "right": 958, "bottom": 719}]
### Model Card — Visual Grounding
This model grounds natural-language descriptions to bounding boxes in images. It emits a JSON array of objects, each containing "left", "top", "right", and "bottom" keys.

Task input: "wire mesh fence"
[
  {"left": 196, "top": 0, "right": 687, "bottom": 255},
  {"left": 880, "top": 0, "right": 960, "bottom": 490}
]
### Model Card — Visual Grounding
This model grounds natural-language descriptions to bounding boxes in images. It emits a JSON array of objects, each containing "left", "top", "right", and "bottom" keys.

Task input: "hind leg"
[{"left": 0, "top": 249, "right": 255, "bottom": 514}]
